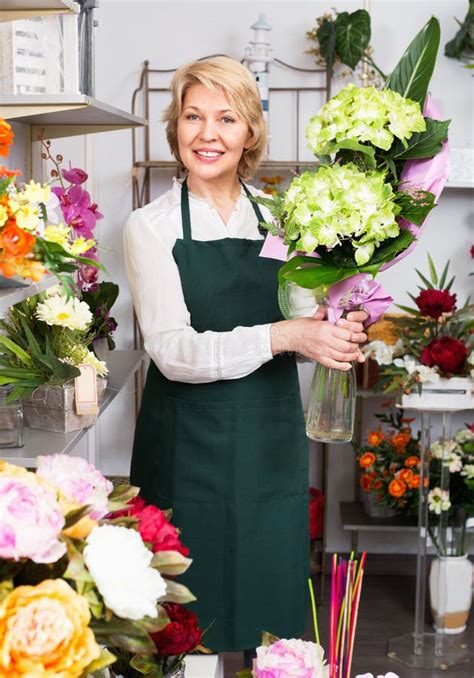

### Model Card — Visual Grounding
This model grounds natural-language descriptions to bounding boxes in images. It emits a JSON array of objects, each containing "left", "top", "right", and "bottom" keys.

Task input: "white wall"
[{"left": 15, "top": 0, "right": 474, "bottom": 552}]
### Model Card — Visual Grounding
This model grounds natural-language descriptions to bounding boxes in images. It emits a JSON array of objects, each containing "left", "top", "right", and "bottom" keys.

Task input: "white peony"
[
  {"left": 455, "top": 427, "right": 474, "bottom": 444},
  {"left": 36, "top": 295, "right": 92, "bottom": 331},
  {"left": 84, "top": 525, "right": 166, "bottom": 620}
]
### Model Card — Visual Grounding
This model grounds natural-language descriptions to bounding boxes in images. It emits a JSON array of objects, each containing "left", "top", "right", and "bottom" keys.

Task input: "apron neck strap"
[
  {"left": 180, "top": 177, "right": 267, "bottom": 239},
  {"left": 239, "top": 180, "right": 267, "bottom": 235}
]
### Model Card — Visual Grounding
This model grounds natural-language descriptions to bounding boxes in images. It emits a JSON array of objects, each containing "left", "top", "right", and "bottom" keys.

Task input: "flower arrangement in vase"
[
  {"left": 0, "top": 121, "right": 102, "bottom": 290},
  {"left": 363, "top": 256, "right": 474, "bottom": 408},
  {"left": 354, "top": 407, "right": 421, "bottom": 518},
  {"left": 0, "top": 455, "right": 202, "bottom": 677},
  {"left": 255, "top": 17, "right": 450, "bottom": 443}
]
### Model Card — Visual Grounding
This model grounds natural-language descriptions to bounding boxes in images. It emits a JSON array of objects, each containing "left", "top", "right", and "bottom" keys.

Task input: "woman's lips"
[{"left": 192, "top": 149, "right": 224, "bottom": 163}]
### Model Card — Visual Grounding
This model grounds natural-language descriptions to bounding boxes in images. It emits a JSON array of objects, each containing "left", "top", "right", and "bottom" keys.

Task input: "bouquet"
[
  {"left": 363, "top": 256, "right": 474, "bottom": 394},
  {"left": 0, "top": 286, "right": 108, "bottom": 402},
  {"left": 256, "top": 18, "right": 450, "bottom": 442},
  {"left": 0, "top": 455, "right": 202, "bottom": 678},
  {"left": 0, "top": 121, "right": 102, "bottom": 292}
]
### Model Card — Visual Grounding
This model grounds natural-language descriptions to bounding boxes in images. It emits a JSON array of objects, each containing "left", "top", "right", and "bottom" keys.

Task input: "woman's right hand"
[{"left": 270, "top": 317, "right": 367, "bottom": 371}]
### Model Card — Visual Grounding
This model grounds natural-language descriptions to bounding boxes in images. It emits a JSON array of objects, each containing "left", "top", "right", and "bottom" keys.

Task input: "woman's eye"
[
  {"left": 186, "top": 114, "right": 199, "bottom": 121},
  {"left": 222, "top": 117, "right": 235, "bottom": 124}
]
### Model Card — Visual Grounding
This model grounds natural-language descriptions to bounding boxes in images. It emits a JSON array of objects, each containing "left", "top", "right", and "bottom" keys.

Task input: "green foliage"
[
  {"left": 385, "top": 17, "right": 441, "bottom": 107},
  {"left": 316, "top": 9, "right": 371, "bottom": 75},
  {"left": 395, "top": 189, "right": 436, "bottom": 226},
  {"left": 444, "top": 1, "right": 474, "bottom": 61},
  {"left": 389, "top": 118, "right": 450, "bottom": 161}
]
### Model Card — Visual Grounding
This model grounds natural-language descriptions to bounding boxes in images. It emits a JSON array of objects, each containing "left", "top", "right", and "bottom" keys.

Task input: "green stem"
[
  {"left": 361, "top": 55, "right": 387, "bottom": 80},
  {"left": 308, "top": 578, "right": 320, "bottom": 645}
]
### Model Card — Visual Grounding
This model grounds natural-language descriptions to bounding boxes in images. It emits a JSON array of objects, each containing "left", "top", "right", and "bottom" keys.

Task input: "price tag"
[{"left": 75, "top": 364, "right": 98, "bottom": 415}]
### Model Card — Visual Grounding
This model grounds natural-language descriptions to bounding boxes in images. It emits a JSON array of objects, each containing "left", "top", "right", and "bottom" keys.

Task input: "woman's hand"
[{"left": 270, "top": 310, "right": 368, "bottom": 371}]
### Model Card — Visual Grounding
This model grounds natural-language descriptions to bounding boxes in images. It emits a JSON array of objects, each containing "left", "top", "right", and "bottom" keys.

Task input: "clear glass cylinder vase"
[{"left": 306, "top": 362, "right": 356, "bottom": 443}]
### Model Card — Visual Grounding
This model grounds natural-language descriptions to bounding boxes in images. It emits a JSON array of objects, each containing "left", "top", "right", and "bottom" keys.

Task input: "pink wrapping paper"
[{"left": 326, "top": 273, "right": 393, "bottom": 325}]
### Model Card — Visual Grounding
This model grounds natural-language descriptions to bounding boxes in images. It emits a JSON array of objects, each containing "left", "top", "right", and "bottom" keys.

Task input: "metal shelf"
[
  {"left": 1, "top": 95, "right": 146, "bottom": 139},
  {"left": 134, "top": 159, "right": 318, "bottom": 171},
  {"left": 0, "top": 1, "right": 78, "bottom": 22},
  {"left": 0, "top": 349, "right": 146, "bottom": 466},
  {"left": 340, "top": 501, "right": 418, "bottom": 533},
  {"left": 0, "top": 275, "right": 57, "bottom": 317}
]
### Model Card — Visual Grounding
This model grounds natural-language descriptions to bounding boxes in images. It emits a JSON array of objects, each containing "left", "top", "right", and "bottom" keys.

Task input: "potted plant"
[{"left": 0, "top": 287, "right": 108, "bottom": 432}]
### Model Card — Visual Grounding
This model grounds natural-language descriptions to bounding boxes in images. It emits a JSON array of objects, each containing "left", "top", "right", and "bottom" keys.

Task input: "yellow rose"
[{"left": 0, "top": 579, "right": 101, "bottom": 677}]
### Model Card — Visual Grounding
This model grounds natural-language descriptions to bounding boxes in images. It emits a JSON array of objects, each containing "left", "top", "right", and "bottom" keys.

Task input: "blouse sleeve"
[{"left": 123, "top": 207, "right": 274, "bottom": 384}]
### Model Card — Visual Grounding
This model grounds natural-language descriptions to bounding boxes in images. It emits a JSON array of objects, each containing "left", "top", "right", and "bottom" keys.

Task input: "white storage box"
[
  {"left": 0, "top": 13, "right": 79, "bottom": 95},
  {"left": 401, "top": 377, "right": 474, "bottom": 411}
]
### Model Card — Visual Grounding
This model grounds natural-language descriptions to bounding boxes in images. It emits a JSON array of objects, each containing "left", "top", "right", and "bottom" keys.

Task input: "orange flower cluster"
[
  {"left": 0, "top": 121, "right": 14, "bottom": 157},
  {"left": 0, "top": 201, "right": 45, "bottom": 281},
  {"left": 356, "top": 418, "right": 421, "bottom": 515}
]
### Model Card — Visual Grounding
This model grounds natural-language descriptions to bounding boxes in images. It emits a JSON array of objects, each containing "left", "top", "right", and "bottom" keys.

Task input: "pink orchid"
[
  {"left": 62, "top": 167, "right": 88, "bottom": 185},
  {"left": 52, "top": 185, "right": 103, "bottom": 236}
]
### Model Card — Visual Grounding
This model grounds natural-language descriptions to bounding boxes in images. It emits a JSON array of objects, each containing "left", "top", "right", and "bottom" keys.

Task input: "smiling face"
[{"left": 177, "top": 84, "right": 251, "bottom": 183}]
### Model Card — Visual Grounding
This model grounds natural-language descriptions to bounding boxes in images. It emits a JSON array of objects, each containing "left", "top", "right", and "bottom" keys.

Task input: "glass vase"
[
  {"left": 306, "top": 361, "right": 356, "bottom": 443},
  {"left": 0, "top": 384, "right": 24, "bottom": 448}
]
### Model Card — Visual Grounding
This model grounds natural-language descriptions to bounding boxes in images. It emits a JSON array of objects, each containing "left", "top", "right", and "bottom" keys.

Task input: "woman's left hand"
[{"left": 313, "top": 306, "right": 369, "bottom": 363}]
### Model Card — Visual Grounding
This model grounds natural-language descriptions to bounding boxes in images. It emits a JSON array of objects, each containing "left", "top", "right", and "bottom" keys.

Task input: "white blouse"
[{"left": 123, "top": 178, "right": 278, "bottom": 384}]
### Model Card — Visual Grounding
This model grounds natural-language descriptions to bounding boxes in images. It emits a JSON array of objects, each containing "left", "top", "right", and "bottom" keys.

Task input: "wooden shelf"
[
  {"left": 0, "top": 0, "right": 78, "bottom": 22},
  {"left": 0, "top": 349, "right": 146, "bottom": 467},
  {"left": 1, "top": 95, "right": 146, "bottom": 139},
  {"left": 0, "top": 275, "right": 57, "bottom": 317},
  {"left": 340, "top": 501, "right": 418, "bottom": 533}
]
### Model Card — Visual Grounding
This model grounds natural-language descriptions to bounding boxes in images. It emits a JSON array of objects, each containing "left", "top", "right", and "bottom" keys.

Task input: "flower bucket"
[
  {"left": 429, "top": 555, "right": 473, "bottom": 634},
  {"left": 361, "top": 489, "right": 396, "bottom": 519},
  {"left": 401, "top": 377, "right": 474, "bottom": 411},
  {"left": 23, "top": 378, "right": 107, "bottom": 433}
]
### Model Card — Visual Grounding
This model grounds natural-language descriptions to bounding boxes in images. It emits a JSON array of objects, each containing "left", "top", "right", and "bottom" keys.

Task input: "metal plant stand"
[{"left": 387, "top": 406, "right": 471, "bottom": 671}]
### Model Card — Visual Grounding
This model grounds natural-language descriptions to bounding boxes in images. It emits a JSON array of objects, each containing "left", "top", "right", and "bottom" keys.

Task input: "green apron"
[{"left": 131, "top": 180, "right": 309, "bottom": 651}]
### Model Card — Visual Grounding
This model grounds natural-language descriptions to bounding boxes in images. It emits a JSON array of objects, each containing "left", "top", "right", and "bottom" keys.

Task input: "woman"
[{"left": 123, "top": 57, "right": 367, "bottom": 662}]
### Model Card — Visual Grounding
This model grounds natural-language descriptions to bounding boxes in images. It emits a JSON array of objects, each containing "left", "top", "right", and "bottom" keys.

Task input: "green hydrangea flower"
[
  {"left": 306, "top": 83, "right": 426, "bottom": 155},
  {"left": 282, "top": 163, "right": 401, "bottom": 265}
]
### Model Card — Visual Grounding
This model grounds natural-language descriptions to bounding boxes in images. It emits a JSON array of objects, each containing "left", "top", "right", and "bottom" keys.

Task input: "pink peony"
[
  {"left": 253, "top": 639, "right": 328, "bottom": 678},
  {"left": 36, "top": 455, "right": 113, "bottom": 520},
  {"left": 0, "top": 477, "right": 66, "bottom": 563}
]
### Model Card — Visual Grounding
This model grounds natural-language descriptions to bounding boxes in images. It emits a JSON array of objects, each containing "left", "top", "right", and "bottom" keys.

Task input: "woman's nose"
[{"left": 199, "top": 119, "right": 218, "bottom": 141}]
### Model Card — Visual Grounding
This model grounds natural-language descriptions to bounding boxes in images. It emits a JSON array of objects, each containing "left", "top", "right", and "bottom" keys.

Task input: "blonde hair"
[{"left": 162, "top": 56, "right": 267, "bottom": 179}]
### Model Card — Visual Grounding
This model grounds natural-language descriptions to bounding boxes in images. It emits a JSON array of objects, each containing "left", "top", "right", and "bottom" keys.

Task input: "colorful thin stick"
[{"left": 308, "top": 578, "right": 320, "bottom": 645}]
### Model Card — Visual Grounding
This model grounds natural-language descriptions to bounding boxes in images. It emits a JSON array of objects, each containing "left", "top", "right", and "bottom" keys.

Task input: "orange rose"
[
  {"left": 0, "top": 579, "right": 101, "bottom": 677},
  {"left": 360, "top": 473, "right": 373, "bottom": 491},
  {"left": 405, "top": 456, "right": 420, "bottom": 467},
  {"left": 398, "top": 468, "right": 414, "bottom": 485},
  {"left": 0, "top": 121, "right": 14, "bottom": 157},
  {"left": 392, "top": 431, "right": 411, "bottom": 451},
  {"left": 368, "top": 430, "right": 384, "bottom": 447},
  {"left": 409, "top": 475, "right": 420, "bottom": 489},
  {"left": 388, "top": 479, "right": 407, "bottom": 498},
  {"left": 0, "top": 224, "right": 36, "bottom": 257},
  {"left": 359, "top": 452, "right": 376, "bottom": 469}
]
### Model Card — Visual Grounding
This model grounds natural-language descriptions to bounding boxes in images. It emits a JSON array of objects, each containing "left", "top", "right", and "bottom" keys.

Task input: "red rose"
[
  {"left": 151, "top": 603, "right": 202, "bottom": 656},
  {"left": 415, "top": 289, "right": 457, "bottom": 319},
  {"left": 111, "top": 497, "right": 189, "bottom": 556},
  {"left": 309, "top": 487, "right": 324, "bottom": 540},
  {"left": 420, "top": 336, "right": 468, "bottom": 375}
]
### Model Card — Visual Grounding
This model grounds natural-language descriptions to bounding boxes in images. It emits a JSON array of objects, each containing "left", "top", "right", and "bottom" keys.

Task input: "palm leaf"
[
  {"left": 385, "top": 17, "right": 440, "bottom": 106},
  {"left": 0, "top": 335, "right": 32, "bottom": 365}
]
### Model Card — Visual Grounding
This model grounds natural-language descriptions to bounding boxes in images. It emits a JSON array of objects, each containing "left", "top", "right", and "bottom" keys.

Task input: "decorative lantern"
[{"left": 244, "top": 14, "right": 273, "bottom": 121}]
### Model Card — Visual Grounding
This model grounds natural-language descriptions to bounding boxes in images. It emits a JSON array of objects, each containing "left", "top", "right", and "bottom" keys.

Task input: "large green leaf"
[
  {"left": 385, "top": 17, "right": 440, "bottom": 106},
  {"left": 395, "top": 189, "right": 436, "bottom": 225},
  {"left": 0, "top": 335, "right": 32, "bottom": 365},
  {"left": 317, "top": 18, "right": 337, "bottom": 75},
  {"left": 390, "top": 118, "right": 450, "bottom": 160},
  {"left": 335, "top": 10, "right": 371, "bottom": 70}
]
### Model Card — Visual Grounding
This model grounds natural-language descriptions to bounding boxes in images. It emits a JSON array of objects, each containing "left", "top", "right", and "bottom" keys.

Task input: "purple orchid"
[
  {"left": 62, "top": 167, "right": 88, "bottom": 185},
  {"left": 52, "top": 184, "right": 103, "bottom": 237}
]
